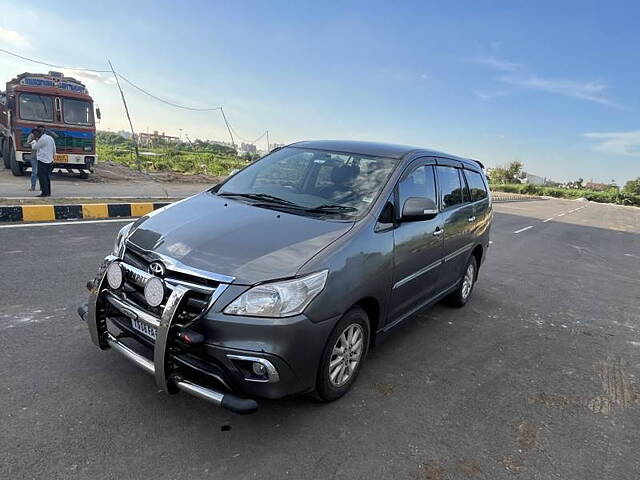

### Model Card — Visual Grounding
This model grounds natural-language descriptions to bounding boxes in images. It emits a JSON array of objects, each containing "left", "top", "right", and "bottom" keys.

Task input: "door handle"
[
  {"left": 467, "top": 216, "right": 476, "bottom": 222},
  {"left": 433, "top": 227, "right": 443, "bottom": 236}
]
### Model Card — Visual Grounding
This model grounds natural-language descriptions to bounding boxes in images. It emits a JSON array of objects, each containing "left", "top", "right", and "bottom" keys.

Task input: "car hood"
[{"left": 127, "top": 192, "right": 353, "bottom": 285}]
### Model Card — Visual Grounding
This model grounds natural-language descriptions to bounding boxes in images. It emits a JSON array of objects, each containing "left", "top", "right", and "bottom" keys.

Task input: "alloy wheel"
[
  {"left": 329, "top": 323, "right": 364, "bottom": 387},
  {"left": 461, "top": 262, "right": 475, "bottom": 300}
]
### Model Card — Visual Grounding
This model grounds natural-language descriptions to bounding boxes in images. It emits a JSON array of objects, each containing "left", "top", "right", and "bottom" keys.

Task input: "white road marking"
[
  {"left": 0, "top": 218, "right": 132, "bottom": 229},
  {"left": 543, "top": 217, "right": 553, "bottom": 222},
  {"left": 557, "top": 213, "right": 565, "bottom": 217},
  {"left": 514, "top": 225, "right": 534, "bottom": 234},
  {"left": 624, "top": 253, "right": 640, "bottom": 260}
]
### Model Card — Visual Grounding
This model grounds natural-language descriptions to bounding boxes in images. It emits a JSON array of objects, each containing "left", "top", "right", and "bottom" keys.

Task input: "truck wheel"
[
  {"left": 9, "top": 142, "right": 24, "bottom": 176},
  {"left": 445, "top": 256, "right": 478, "bottom": 308},
  {"left": 77, "top": 171, "right": 89, "bottom": 179},
  {"left": 315, "top": 306, "right": 370, "bottom": 402},
  {"left": 1, "top": 139, "right": 10, "bottom": 169}
]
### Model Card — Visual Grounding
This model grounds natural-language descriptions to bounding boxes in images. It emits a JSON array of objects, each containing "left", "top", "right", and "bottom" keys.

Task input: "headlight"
[
  {"left": 223, "top": 270, "right": 328, "bottom": 317},
  {"left": 112, "top": 222, "right": 133, "bottom": 256}
]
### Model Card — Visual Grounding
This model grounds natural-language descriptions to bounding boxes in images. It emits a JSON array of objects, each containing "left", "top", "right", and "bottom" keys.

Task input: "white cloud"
[
  {"left": 499, "top": 73, "right": 619, "bottom": 108},
  {"left": 466, "top": 53, "right": 520, "bottom": 72},
  {"left": 0, "top": 27, "right": 30, "bottom": 47},
  {"left": 420, "top": 72, "right": 429, "bottom": 80},
  {"left": 466, "top": 48, "right": 620, "bottom": 108},
  {"left": 61, "top": 69, "right": 116, "bottom": 86},
  {"left": 584, "top": 131, "right": 640, "bottom": 156},
  {"left": 473, "top": 90, "right": 510, "bottom": 100}
]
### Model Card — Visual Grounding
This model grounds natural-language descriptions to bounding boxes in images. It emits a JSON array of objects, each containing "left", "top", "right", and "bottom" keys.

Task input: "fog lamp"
[
  {"left": 252, "top": 362, "right": 267, "bottom": 376},
  {"left": 144, "top": 277, "right": 165, "bottom": 307},
  {"left": 106, "top": 262, "right": 124, "bottom": 289}
]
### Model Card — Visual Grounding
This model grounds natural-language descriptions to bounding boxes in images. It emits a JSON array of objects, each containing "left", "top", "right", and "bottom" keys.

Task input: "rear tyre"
[
  {"left": 315, "top": 307, "right": 370, "bottom": 402},
  {"left": 445, "top": 256, "right": 478, "bottom": 308},
  {"left": 77, "top": 171, "right": 89, "bottom": 179},
  {"left": 8, "top": 141, "right": 24, "bottom": 176}
]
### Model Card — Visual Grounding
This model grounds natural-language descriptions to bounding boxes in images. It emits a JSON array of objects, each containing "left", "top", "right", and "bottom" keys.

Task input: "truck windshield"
[
  {"left": 63, "top": 98, "right": 94, "bottom": 125},
  {"left": 218, "top": 147, "right": 399, "bottom": 218},
  {"left": 19, "top": 93, "right": 54, "bottom": 122}
]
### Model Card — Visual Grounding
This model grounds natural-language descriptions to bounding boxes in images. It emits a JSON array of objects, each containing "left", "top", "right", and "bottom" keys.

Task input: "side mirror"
[
  {"left": 401, "top": 197, "right": 438, "bottom": 221},
  {"left": 95, "top": 106, "right": 102, "bottom": 121}
]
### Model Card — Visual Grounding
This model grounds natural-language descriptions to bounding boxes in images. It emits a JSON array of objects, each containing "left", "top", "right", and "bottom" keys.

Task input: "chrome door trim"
[
  {"left": 393, "top": 258, "right": 443, "bottom": 290},
  {"left": 443, "top": 242, "right": 474, "bottom": 263}
]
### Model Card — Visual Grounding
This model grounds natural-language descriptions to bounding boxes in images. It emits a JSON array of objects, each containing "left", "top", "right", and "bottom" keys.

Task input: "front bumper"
[
  {"left": 19, "top": 151, "right": 97, "bottom": 173},
  {"left": 80, "top": 256, "right": 339, "bottom": 413},
  {"left": 80, "top": 258, "right": 259, "bottom": 414}
]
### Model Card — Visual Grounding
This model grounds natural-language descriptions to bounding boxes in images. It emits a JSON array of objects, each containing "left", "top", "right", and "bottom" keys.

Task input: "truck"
[{"left": 0, "top": 71, "right": 100, "bottom": 178}]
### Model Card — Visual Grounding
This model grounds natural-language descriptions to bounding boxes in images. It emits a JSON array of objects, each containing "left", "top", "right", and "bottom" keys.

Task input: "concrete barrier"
[{"left": 0, "top": 202, "right": 172, "bottom": 223}]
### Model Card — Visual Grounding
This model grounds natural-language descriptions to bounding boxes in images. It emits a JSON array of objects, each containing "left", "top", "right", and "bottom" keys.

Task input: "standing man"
[
  {"left": 30, "top": 126, "right": 56, "bottom": 197},
  {"left": 26, "top": 128, "right": 39, "bottom": 191}
]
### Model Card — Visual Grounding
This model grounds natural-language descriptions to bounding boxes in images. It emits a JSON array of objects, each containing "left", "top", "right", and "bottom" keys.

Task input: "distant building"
[
  {"left": 116, "top": 130, "right": 132, "bottom": 139},
  {"left": 137, "top": 130, "right": 180, "bottom": 146},
  {"left": 240, "top": 142, "right": 257, "bottom": 154},
  {"left": 520, "top": 171, "right": 547, "bottom": 185},
  {"left": 584, "top": 181, "right": 609, "bottom": 191}
]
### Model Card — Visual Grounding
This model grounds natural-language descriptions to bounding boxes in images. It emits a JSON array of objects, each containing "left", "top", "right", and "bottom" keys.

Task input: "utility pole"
[
  {"left": 109, "top": 60, "right": 140, "bottom": 171},
  {"left": 219, "top": 107, "right": 236, "bottom": 150}
]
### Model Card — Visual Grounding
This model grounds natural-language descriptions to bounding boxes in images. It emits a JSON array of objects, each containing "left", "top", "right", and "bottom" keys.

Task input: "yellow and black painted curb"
[{"left": 0, "top": 202, "right": 172, "bottom": 223}]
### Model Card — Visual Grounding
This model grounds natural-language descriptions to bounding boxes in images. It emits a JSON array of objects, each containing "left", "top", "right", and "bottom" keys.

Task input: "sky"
[{"left": 1, "top": 0, "right": 639, "bottom": 184}]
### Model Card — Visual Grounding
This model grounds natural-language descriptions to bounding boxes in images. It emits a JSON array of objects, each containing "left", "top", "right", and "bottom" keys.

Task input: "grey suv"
[{"left": 79, "top": 140, "right": 492, "bottom": 414}]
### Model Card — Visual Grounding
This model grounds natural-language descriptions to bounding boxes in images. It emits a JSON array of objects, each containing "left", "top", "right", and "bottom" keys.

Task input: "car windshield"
[
  {"left": 63, "top": 98, "right": 94, "bottom": 125},
  {"left": 218, "top": 147, "right": 399, "bottom": 218},
  {"left": 19, "top": 93, "right": 54, "bottom": 122}
]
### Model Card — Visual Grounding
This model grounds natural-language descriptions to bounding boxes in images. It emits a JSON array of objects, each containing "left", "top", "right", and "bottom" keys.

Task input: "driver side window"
[{"left": 398, "top": 165, "right": 436, "bottom": 208}]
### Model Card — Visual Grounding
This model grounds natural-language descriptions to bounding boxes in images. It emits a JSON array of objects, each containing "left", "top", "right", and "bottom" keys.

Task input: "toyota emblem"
[{"left": 149, "top": 261, "right": 166, "bottom": 277}]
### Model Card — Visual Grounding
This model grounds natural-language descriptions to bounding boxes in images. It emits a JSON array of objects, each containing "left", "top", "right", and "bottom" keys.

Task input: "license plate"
[
  {"left": 54, "top": 154, "right": 68, "bottom": 163},
  {"left": 131, "top": 318, "right": 157, "bottom": 339}
]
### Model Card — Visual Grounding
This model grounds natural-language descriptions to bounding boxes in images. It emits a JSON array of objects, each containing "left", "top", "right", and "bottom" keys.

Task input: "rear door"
[
  {"left": 389, "top": 160, "right": 444, "bottom": 322},
  {"left": 435, "top": 162, "right": 475, "bottom": 292}
]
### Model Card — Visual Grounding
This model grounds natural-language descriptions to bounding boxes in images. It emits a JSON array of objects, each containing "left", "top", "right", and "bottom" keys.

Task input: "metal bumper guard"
[{"left": 82, "top": 262, "right": 258, "bottom": 414}]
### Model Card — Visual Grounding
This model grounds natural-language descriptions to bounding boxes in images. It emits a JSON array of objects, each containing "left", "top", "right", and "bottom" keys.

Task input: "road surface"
[{"left": 1, "top": 198, "right": 639, "bottom": 479}]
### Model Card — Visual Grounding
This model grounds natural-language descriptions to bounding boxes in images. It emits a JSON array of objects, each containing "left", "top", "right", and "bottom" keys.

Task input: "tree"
[
  {"left": 623, "top": 177, "right": 640, "bottom": 195},
  {"left": 487, "top": 161, "right": 523, "bottom": 184}
]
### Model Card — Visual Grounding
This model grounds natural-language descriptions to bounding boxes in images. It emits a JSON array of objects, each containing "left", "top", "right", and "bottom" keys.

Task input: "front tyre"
[
  {"left": 445, "top": 256, "right": 478, "bottom": 308},
  {"left": 316, "top": 307, "right": 370, "bottom": 402},
  {"left": 2, "top": 138, "right": 11, "bottom": 169},
  {"left": 9, "top": 142, "right": 24, "bottom": 176}
]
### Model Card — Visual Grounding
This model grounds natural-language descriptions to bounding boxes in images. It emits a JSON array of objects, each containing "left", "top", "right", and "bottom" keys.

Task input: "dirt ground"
[{"left": 87, "top": 160, "right": 225, "bottom": 184}]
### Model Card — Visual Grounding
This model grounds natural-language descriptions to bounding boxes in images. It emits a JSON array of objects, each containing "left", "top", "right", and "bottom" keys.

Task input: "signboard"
[{"left": 19, "top": 75, "right": 87, "bottom": 94}]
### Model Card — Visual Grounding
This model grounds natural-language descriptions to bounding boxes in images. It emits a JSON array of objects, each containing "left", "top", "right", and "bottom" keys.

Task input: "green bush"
[{"left": 490, "top": 183, "right": 640, "bottom": 207}]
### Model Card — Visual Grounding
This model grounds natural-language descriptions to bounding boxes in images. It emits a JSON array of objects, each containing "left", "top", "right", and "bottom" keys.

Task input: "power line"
[
  {"left": 115, "top": 72, "right": 223, "bottom": 112},
  {"left": 0, "top": 47, "right": 270, "bottom": 148},
  {"left": 0, "top": 47, "right": 111, "bottom": 73}
]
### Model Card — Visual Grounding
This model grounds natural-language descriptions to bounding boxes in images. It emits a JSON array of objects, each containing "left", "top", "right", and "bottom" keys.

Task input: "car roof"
[{"left": 288, "top": 140, "right": 482, "bottom": 169}]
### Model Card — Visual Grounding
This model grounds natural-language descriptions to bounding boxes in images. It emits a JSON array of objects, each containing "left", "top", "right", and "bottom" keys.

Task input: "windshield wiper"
[
  {"left": 218, "top": 192, "right": 298, "bottom": 206},
  {"left": 305, "top": 204, "right": 358, "bottom": 214}
]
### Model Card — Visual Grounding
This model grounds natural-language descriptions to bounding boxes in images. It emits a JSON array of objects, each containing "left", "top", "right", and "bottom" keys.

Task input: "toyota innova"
[{"left": 79, "top": 140, "right": 492, "bottom": 413}]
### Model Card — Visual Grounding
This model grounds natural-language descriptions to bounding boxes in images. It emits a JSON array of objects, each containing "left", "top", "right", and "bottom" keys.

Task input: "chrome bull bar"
[{"left": 83, "top": 257, "right": 258, "bottom": 414}]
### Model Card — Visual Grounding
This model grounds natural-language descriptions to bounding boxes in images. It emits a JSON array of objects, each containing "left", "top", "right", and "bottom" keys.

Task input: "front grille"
[{"left": 117, "top": 245, "right": 219, "bottom": 323}]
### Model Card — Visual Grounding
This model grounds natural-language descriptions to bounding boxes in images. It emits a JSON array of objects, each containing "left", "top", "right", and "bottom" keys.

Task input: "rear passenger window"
[
  {"left": 398, "top": 165, "right": 436, "bottom": 207},
  {"left": 464, "top": 170, "right": 488, "bottom": 202},
  {"left": 436, "top": 166, "right": 463, "bottom": 209}
]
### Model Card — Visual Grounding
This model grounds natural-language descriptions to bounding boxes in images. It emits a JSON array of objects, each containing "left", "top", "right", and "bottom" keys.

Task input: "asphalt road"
[{"left": 1, "top": 198, "right": 639, "bottom": 480}]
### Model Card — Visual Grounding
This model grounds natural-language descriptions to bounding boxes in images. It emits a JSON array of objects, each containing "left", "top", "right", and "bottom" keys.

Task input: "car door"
[
  {"left": 389, "top": 160, "right": 444, "bottom": 323},
  {"left": 435, "top": 162, "right": 475, "bottom": 292}
]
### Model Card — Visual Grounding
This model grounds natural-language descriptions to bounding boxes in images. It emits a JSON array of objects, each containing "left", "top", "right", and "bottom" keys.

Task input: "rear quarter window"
[{"left": 463, "top": 170, "right": 489, "bottom": 202}]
